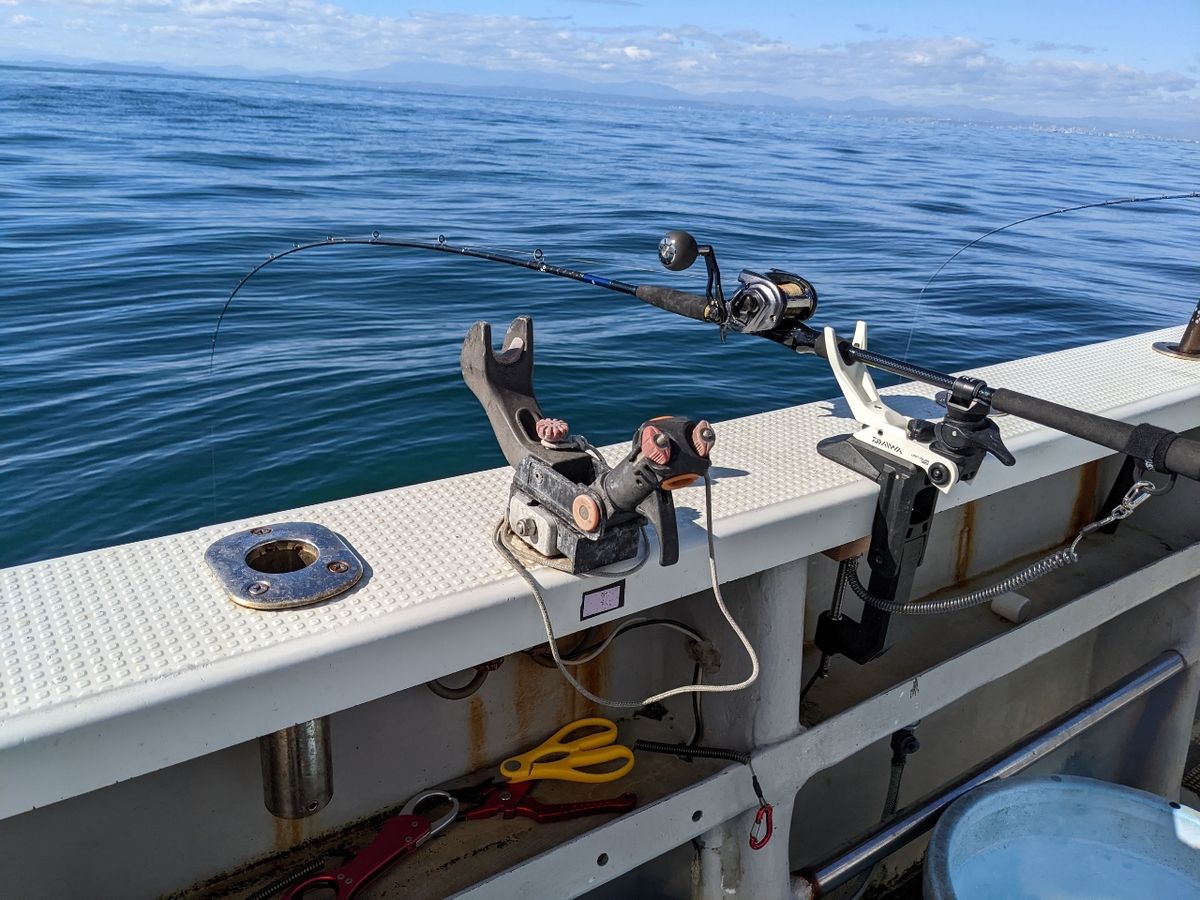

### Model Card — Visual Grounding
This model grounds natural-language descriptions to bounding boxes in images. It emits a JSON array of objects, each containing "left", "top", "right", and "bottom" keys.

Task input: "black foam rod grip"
[
  {"left": 634, "top": 285, "right": 709, "bottom": 322},
  {"left": 990, "top": 388, "right": 1200, "bottom": 481}
]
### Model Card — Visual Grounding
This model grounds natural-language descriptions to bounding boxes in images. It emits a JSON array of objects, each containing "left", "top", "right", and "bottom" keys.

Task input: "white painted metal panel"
[{"left": 0, "top": 325, "right": 1192, "bottom": 818}]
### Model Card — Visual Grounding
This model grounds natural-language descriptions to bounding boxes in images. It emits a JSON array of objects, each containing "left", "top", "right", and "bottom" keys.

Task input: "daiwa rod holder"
[{"left": 813, "top": 320, "right": 1014, "bottom": 663}]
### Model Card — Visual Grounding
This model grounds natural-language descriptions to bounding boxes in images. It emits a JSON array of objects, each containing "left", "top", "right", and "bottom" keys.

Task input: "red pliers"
[
  {"left": 281, "top": 789, "right": 457, "bottom": 899},
  {"left": 457, "top": 779, "right": 636, "bottom": 824}
]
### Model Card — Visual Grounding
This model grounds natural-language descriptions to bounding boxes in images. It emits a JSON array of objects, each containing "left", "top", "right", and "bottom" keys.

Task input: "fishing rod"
[{"left": 217, "top": 208, "right": 1200, "bottom": 483}]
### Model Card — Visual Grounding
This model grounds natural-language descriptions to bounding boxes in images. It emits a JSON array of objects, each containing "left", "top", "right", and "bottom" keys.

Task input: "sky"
[{"left": 3, "top": 1, "right": 1199, "bottom": 122}]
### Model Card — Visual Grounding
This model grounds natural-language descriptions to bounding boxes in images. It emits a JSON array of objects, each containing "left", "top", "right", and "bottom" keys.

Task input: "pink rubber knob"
[
  {"left": 692, "top": 420, "right": 715, "bottom": 457},
  {"left": 536, "top": 418, "right": 569, "bottom": 442},
  {"left": 641, "top": 425, "right": 671, "bottom": 465}
]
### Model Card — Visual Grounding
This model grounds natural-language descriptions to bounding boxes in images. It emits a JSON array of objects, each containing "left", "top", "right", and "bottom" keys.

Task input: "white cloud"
[
  {"left": 6, "top": 5, "right": 1197, "bottom": 121},
  {"left": 51, "top": 0, "right": 173, "bottom": 8},
  {"left": 11, "top": 12, "right": 39, "bottom": 24}
]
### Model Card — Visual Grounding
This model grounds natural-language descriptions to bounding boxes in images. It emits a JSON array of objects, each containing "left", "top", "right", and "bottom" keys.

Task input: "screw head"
[
  {"left": 327, "top": 560, "right": 350, "bottom": 574},
  {"left": 247, "top": 581, "right": 270, "bottom": 596},
  {"left": 250, "top": 526, "right": 272, "bottom": 536},
  {"left": 929, "top": 463, "right": 950, "bottom": 485}
]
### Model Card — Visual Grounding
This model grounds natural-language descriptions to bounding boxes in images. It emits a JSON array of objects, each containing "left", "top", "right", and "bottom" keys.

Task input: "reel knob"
[{"left": 658, "top": 230, "right": 699, "bottom": 272}]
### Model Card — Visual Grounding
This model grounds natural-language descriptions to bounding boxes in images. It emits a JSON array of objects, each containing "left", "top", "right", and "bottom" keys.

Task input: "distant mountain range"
[{"left": 3, "top": 51, "right": 1196, "bottom": 141}]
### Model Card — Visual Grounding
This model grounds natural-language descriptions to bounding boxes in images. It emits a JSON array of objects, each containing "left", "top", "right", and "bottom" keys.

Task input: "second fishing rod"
[{"left": 639, "top": 227, "right": 1200, "bottom": 484}]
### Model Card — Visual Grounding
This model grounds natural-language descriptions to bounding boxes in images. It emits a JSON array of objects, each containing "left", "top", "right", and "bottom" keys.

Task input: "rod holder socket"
[
  {"left": 260, "top": 718, "right": 333, "bottom": 819},
  {"left": 205, "top": 522, "right": 363, "bottom": 610},
  {"left": 1153, "top": 300, "right": 1200, "bottom": 361}
]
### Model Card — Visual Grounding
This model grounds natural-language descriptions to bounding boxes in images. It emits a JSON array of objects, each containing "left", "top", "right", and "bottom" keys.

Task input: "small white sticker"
[{"left": 580, "top": 581, "right": 625, "bottom": 620}]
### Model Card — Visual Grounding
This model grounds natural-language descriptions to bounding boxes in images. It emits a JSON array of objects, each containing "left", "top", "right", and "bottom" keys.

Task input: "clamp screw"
[
  {"left": 327, "top": 560, "right": 350, "bottom": 574},
  {"left": 535, "top": 418, "right": 570, "bottom": 442},
  {"left": 248, "top": 581, "right": 270, "bottom": 596},
  {"left": 513, "top": 518, "right": 537, "bottom": 539},
  {"left": 250, "top": 526, "right": 272, "bottom": 536},
  {"left": 929, "top": 463, "right": 950, "bottom": 485},
  {"left": 640, "top": 425, "right": 671, "bottom": 465}
]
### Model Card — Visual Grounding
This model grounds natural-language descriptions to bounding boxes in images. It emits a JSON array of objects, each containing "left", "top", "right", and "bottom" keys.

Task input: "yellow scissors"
[{"left": 499, "top": 717, "right": 634, "bottom": 784}]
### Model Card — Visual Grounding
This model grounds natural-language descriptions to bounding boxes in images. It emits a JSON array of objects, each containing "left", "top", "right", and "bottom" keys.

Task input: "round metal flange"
[
  {"left": 205, "top": 521, "right": 364, "bottom": 610},
  {"left": 1152, "top": 341, "right": 1200, "bottom": 361}
]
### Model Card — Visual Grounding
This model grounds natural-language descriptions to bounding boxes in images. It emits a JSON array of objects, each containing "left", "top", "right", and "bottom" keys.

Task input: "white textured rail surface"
[{"left": 0, "top": 326, "right": 1193, "bottom": 817}]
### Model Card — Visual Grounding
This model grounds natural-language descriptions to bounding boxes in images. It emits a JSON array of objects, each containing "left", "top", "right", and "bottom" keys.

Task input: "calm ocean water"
[{"left": 2, "top": 64, "right": 1197, "bottom": 568}]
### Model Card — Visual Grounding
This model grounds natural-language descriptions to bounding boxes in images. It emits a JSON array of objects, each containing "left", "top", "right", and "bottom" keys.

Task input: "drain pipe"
[
  {"left": 792, "top": 650, "right": 1186, "bottom": 898},
  {"left": 260, "top": 718, "right": 334, "bottom": 819}
]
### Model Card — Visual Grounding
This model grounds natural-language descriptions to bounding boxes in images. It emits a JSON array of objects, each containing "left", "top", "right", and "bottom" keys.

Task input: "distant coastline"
[{"left": 1, "top": 57, "right": 1195, "bottom": 143}]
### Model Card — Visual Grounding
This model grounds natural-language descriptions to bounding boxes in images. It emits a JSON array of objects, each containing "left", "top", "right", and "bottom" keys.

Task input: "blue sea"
[{"left": 2, "top": 64, "right": 1197, "bottom": 568}]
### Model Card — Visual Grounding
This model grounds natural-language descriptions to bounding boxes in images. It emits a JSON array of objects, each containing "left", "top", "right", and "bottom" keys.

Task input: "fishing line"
[
  {"left": 207, "top": 234, "right": 634, "bottom": 374},
  {"left": 204, "top": 234, "right": 630, "bottom": 522},
  {"left": 901, "top": 191, "right": 1200, "bottom": 360}
]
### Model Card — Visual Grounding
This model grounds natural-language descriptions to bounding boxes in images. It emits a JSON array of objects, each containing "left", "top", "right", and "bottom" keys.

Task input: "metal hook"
[
  {"left": 749, "top": 802, "right": 773, "bottom": 850},
  {"left": 1131, "top": 463, "right": 1178, "bottom": 496}
]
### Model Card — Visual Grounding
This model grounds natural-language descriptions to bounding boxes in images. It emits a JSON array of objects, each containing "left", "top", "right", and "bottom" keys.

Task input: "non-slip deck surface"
[{"left": 0, "top": 327, "right": 1191, "bottom": 737}]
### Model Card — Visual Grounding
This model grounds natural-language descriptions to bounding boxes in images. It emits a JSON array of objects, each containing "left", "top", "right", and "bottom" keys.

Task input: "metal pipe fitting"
[
  {"left": 792, "top": 650, "right": 1185, "bottom": 897},
  {"left": 260, "top": 718, "right": 334, "bottom": 819},
  {"left": 1153, "top": 300, "right": 1200, "bottom": 360}
]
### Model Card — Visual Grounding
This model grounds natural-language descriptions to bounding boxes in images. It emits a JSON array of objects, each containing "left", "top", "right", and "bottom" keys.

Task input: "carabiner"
[
  {"left": 749, "top": 802, "right": 773, "bottom": 850},
  {"left": 1114, "top": 480, "right": 1156, "bottom": 519}
]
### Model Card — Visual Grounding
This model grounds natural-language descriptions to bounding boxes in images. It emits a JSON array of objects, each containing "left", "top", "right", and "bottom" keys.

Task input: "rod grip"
[
  {"left": 990, "top": 388, "right": 1200, "bottom": 481},
  {"left": 634, "top": 285, "right": 710, "bottom": 322}
]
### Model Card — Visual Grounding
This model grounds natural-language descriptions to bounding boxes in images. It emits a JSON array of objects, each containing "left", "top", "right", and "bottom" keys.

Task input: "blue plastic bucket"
[{"left": 925, "top": 775, "right": 1200, "bottom": 899}]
